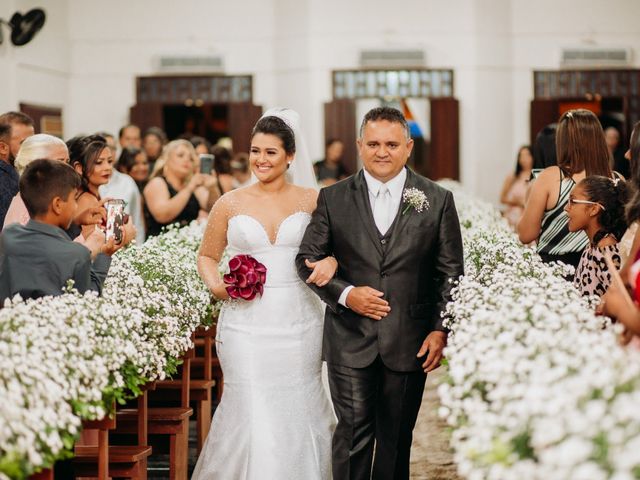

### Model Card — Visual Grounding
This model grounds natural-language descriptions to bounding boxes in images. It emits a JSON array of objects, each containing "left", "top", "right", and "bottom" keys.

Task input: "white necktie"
[{"left": 373, "top": 184, "right": 392, "bottom": 235}]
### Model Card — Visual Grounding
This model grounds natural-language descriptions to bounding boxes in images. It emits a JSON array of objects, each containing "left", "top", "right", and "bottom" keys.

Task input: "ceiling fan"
[{"left": 0, "top": 8, "right": 46, "bottom": 46}]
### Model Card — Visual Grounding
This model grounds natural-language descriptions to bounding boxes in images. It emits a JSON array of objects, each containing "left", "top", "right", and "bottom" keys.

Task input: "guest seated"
[
  {"left": 532, "top": 123, "right": 557, "bottom": 171},
  {"left": 230, "top": 152, "right": 252, "bottom": 188},
  {"left": 566, "top": 176, "right": 629, "bottom": 297},
  {"left": 142, "top": 126, "right": 167, "bottom": 171},
  {"left": 119, "top": 123, "right": 141, "bottom": 149},
  {"left": 4, "top": 134, "right": 107, "bottom": 257},
  {"left": 68, "top": 135, "right": 137, "bottom": 244},
  {"left": 500, "top": 145, "right": 532, "bottom": 228},
  {"left": 605, "top": 126, "right": 630, "bottom": 179},
  {"left": 0, "top": 160, "right": 120, "bottom": 302},
  {"left": 191, "top": 136, "right": 212, "bottom": 156},
  {"left": 211, "top": 145, "right": 236, "bottom": 194},
  {"left": 518, "top": 109, "right": 615, "bottom": 270},
  {"left": 143, "top": 139, "right": 213, "bottom": 237},
  {"left": 314, "top": 138, "right": 348, "bottom": 187},
  {"left": 117, "top": 147, "right": 149, "bottom": 192}
]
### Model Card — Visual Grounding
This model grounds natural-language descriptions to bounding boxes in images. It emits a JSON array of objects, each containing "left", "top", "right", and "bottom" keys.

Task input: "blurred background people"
[
  {"left": 143, "top": 139, "right": 213, "bottom": 237},
  {"left": 211, "top": 144, "right": 235, "bottom": 194},
  {"left": 500, "top": 145, "right": 533, "bottom": 228},
  {"left": 532, "top": 123, "right": 557, "bottom": 171},
  {"left": 605, "top": 126, "right": 630, "bottom": 179},
  {"left": 117, "top": 147, "right": 149, "bottom": 192},
  {"left": 191, "top": 136, "right": 212, "bottom": 156},
  {"left": 0, "top": 112, "right": 35, "bottom": 228},
  {"left": 142, "top": 126, "right": 167, "bottom": 171},
  {"left": 230, "top": 152, "right": 252, "bottom": 188},
  {"left": 314, "top": 138, "right": 347, "bottom": 187},
  {"left": 0, "top": 111, "right": 35, "bottom": 166},
  {"left": 118, "top": 124, "right": 142, "bottom": 150}
]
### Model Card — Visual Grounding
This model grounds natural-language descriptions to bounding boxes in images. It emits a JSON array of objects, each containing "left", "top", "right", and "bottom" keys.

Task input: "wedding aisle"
[{"left": 410, "top": 368, "right": 461, "bottom": 480}]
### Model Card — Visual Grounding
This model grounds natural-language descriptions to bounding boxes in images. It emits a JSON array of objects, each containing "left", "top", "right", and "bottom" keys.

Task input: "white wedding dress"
[{"left": 192, "top": 212, "right": 336, "bottom": 480}]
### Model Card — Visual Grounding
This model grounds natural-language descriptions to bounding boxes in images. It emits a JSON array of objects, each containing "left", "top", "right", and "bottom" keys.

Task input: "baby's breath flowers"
[
  {"left": 402, "top": 187, "right": 429, "bottom": 215},
  {"left": 438, "top": 180, "right": 640, "bottom": 480},
  {"left": 0, "top": 221, "right": 218, "bottom": 479}
]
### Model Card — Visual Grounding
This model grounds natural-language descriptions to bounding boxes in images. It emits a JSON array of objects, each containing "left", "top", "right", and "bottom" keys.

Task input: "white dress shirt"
[
  {"left": 99, "top": 170, "right": 146, "bottom": 244},
  {"left": 337, "top": 168, "right": 407, "bottom": 308}
]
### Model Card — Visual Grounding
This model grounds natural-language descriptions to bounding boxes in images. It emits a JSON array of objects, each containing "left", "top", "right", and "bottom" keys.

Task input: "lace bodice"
[
  {"left": 197, "top": 185, "right": 318, "bottom": 295},
  {"left": 226, "top": 212, "right": 311, "bottom": 287}
]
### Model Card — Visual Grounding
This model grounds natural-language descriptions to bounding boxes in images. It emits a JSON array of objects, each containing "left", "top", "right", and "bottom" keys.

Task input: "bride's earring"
[{"left": 287, "top": 162, "right": 291, "bottom": 169}]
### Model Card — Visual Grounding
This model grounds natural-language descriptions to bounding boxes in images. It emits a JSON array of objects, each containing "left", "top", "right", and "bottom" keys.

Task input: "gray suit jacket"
[
  {"left": 0, "top": 219, "right": 111, "bottom": 302},
  {"left": 296, "top": 168, "right": 464, "bottom": 372}
]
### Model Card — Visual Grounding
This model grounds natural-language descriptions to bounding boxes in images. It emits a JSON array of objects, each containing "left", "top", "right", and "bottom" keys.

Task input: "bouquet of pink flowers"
[{"left": 223, "top": 254, "right": 267, "bottom": 300}]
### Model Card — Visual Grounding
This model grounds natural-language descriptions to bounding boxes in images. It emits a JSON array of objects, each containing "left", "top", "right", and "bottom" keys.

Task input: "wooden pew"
[
  {"left": 73, "top": 404, "right": 152, "bottom": 480},
  {"left": 116, "top": 351, "right": 194, "bottom": 480}
]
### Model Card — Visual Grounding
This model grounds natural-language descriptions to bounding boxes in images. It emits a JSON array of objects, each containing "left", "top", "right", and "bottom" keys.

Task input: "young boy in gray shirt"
[{"left": 0, "top": 159, "right": 115, "bottom": 302}]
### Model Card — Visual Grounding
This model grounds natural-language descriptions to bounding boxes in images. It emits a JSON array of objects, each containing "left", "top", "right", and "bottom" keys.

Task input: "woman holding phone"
[{"left": 143, "top": 139, "right": 218, "bottom": 236}]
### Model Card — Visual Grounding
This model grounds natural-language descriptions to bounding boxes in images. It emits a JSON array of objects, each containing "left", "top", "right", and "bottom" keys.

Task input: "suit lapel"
[
  {"left": 351, "top": 171, "right": 384, "bottom": 257},
  {"left": 385, "top": 168, "right": 420, "bottom": 256}
]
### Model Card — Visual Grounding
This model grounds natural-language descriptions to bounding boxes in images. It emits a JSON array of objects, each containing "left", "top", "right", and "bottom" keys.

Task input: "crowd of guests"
[
  {"left": 0, "top": 112, "right": 256, "bottom": 304},
  {"left": 501, "top": 110, "right": 640, "bottom": 344},
  {"left": 16, "top": 105, "right": 640, "bottom": 341}
]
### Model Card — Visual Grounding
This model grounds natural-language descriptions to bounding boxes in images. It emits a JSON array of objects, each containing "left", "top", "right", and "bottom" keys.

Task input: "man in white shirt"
[{"left": 296, "top": 107, "right": 464, "bottom": 480}]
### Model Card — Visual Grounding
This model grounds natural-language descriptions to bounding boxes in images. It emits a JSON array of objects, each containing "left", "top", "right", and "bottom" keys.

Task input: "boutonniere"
[{"left": 402, "top": 188, "right": 430, "bottom": 215}]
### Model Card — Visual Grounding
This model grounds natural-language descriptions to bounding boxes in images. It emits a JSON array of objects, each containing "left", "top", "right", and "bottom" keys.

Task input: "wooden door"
[
  {"left": 130, "top": 103, "right": 164, "bottom": 134},
  {"left": 324, "top": 99, "right": 357, "bottom": 174},
  {"left": 429, "top": 98, "right": 459, "bottom": 180},
  {"left": 228, "top": 103, "right": 263, "bottom": 154},
  {"left": 530, "top": 99, "right": 559, "bottom": 145},
  {"left": 19, "top": 103, "right": 62, "bottom": 137}
]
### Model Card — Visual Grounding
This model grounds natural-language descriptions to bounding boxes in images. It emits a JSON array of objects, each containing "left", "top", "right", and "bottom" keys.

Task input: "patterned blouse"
[{"left": 573, "top": 243, "right": 621, "bottom": 297}]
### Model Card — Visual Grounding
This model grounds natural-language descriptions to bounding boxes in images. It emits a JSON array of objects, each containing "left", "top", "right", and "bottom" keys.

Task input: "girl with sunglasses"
[{"left": 566, "top": 176, "right": 629, "bottom": 297}]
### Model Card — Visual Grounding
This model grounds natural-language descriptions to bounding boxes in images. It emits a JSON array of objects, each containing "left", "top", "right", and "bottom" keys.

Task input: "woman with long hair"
[
  {"left": 518, "top": 109, "right": 614, "bottom": 269},
  {"left": 500, "top": 145, "right": 533, "bottom": 228}
]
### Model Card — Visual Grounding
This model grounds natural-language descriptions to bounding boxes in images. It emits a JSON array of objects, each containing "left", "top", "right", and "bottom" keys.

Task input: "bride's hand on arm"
[
  {"left": 305, "top": 256, "right": 338, "bottom": 287},
  {"left": 197, "top": 196, "right": 232, "bottom": 300}
]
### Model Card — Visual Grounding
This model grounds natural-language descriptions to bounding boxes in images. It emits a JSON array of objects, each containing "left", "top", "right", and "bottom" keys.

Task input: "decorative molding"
[
  {"left": 533, "top": 69, "right": 640, "bottom": 99},
  {"left": 136, "top": 75, "right": 253, "bottom": 104},
  {"left": 332, "top": 68, "right": 454, "bottom": 100}
]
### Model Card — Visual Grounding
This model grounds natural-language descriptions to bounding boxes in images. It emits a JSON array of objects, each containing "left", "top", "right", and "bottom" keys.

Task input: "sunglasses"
[{"left": 567, "top": 198, "right": 606, "bottom": 210}]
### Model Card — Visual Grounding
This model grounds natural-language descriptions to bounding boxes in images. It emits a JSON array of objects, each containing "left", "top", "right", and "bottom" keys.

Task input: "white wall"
[
  {"left": 3, "top": 0, "right": 640, "bottom": 202},
  {"left": 0, "top": 0, "right": 69, "bottom": 116}
]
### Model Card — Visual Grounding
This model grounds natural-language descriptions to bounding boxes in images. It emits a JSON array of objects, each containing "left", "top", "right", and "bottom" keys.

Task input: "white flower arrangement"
[
  {"left": 402, "top": 187, "right": 429, "bottom": 215},
  {"left": 0, "top": 221, "right": 218, "bottom": 479},
  {"left": 437, "top": 180, "right": 640, "bottom": 480}
]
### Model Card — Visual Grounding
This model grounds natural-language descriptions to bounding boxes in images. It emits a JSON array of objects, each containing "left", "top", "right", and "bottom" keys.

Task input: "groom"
[{"left": 296, "top": 107, "right": 464, "bottom": 479}]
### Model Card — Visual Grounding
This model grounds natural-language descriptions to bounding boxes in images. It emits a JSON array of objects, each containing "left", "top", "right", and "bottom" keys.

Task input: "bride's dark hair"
[{"left": 251, "top": 116, "right": 296, "bottom": 155}]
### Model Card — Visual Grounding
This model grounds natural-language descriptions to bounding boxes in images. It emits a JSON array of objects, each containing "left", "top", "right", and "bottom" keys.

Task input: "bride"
[{"left": 193, "top": 108, "right": 337, "bottom": 479}]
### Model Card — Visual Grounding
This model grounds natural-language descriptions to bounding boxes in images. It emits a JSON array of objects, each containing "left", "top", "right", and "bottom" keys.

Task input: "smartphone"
[
  {"left": 199, "top": 154, "right": 215, "bottom": 175},
  {"left": 105, "top": 199, "right": 126, "bottom": 243}
]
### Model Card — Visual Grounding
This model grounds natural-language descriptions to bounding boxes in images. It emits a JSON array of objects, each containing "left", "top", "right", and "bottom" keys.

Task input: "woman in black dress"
[{"left": 143, "top": 139, "right": 217, "bottom": 236}]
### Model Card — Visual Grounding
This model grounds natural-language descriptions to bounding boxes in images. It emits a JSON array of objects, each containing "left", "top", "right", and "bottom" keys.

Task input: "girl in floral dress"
[{"left": 566, "top": 176, "right": 630, "bottom": 297}]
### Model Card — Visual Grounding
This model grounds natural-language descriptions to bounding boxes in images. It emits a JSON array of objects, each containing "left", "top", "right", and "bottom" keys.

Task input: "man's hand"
[
  {"left": 346, "top": 286, "right": 390, "bottom": 320},
  {"left": 417, "top": 331, "right": 447, "bottom": 373},
  {"left": 305, "top": 257, "right": 337, "bottom": 287}
]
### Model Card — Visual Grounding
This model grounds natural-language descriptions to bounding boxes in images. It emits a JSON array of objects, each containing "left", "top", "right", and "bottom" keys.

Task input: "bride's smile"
[{"left": 249, "top": 132, "right": 294, "bottom": 183}]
